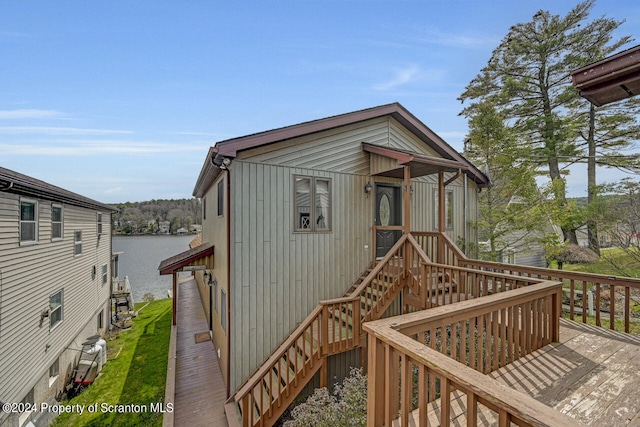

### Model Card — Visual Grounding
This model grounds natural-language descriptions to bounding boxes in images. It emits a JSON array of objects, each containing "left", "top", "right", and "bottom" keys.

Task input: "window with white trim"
[
  {"left": 294, "top": 176, "right": 331, "bottom": 232},
  {"left": 74, "top": 231, "right": 82, "bottom": 256},
  {"left": 97, "top": 212, "right": 103, "bottom": 235},
  {"left": 20, "top": 199, "right": 38, "bottom": 243},
  {"left": 434, "top": 189, "right": 454, "bottom": 230},
  {"left": 51, "top": 204, "right": 63, "bottom": 240},
  {"left": 49, "top": 290, "right": 63, "bottom": 329},
  {"left": 102, "top": 264, "right": 108, "bottom": 285}
]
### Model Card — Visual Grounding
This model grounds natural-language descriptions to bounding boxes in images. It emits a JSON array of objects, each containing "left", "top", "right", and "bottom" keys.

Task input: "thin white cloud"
[
  {"left": 0, "top": 109, "right": 65, "bottom": 120},
  {"left": 412, "top": 26, "right": 498, "bottom": 48},
  {"left": 0, "top": 141, "right": 205, "bottom": 156},
  {"left": 373, "top": 65, "right": 442, "bottom": 91},
  {"left": 0, "top": 126, "right": 132, "bottom": 135}
]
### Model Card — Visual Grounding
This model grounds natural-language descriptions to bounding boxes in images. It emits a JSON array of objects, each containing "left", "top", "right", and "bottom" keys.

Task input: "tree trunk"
[{"left": 586, "top": 104, "right": 601, "bottom": 255}]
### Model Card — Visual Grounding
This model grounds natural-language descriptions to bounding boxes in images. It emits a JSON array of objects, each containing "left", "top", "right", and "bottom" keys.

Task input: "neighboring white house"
[{"left": 0, "top": 167, "right": 115, "bottom": 427}]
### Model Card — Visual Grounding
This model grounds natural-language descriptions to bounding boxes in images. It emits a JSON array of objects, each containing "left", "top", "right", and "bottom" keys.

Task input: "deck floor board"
[
  {"left": 395, "top": 319, "right": 640, "bottom": 426},
  {"left": 173, "top": 277, "right": 228, "bottom": 427}
]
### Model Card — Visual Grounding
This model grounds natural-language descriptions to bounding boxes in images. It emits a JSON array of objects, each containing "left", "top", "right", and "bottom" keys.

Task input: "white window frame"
[
  {"left": 49, "top": 358, "right": 60, "bottom": 387},
  {"left": 434, "top": 189, "right": 454, "bottom": 230},
  {"left": 74, "top": 231, "right": 82, "bottom": 256},
  {"left": 97, "top": 212, "right": 103, "bottom": 235},
  {"left": 102, "top": 264, "right": 108, "bottom": 286},
  {"left": 49, "top": 290, "right": 63, "bottom": 330},
  {"left": 51, "top": 203, "right": 63, "bottom": 241},
  {"left": 293, "top": 175, "right": 331, "bottom": 232},
  {"left": 20, "top": 198, "right": 38, "bottom": 244}
]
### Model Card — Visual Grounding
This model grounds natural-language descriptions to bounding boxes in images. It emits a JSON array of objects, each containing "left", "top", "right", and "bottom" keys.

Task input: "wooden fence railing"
[
  {"left": 414, "top": 231, "right": 640, "bottom": 334},
  {"left": 363, "top": 281, "right": 577, "bottom": 427}
]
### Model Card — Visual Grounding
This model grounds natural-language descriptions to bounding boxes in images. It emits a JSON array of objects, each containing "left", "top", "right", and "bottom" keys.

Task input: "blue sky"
[{"left": 2, "top": 0, "right": 639, "bottom": 203}]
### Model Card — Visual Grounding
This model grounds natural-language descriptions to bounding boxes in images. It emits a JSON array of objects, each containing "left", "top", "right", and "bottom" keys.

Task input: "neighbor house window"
[
  {"left": 97, "top": 310, "right": 104, "bottom": 330},
  {"left": 434, "top": 189, "right": 454, "bottom": 230},
  {"left": 50, "top": 290, "right": 63, "bottom": 329},
  {"left": 51, "top": 204, "right": 63, "bottom": 240},
  {"left": 203, "top": 197, "right": 207, "bottom": 220},
  {"left": 294, "top": 176, "right": 331, "bottom": 232},
  {"left": 221, "top": 289, "right": 227, "bottom": 334},
  {"left": 74, "top": 231, "right": 82, "bottom": 256},
  {"left": 102, "top": 264, "right": 108, "bottom": 285},
  {"left": 20, "top": 199, "right": 38, "bottom": 243},
  {"left": 218, "top": 179, "right": 224, "bottom": 216},
  {"left": 49, "top": 358, "right": 59, "bottom": 387},
  {"left": 97, "top": 212, "right": 103, "bottom": 235},
  {"left": 502, "top": 248, "right": 516, "bottom": 264}
]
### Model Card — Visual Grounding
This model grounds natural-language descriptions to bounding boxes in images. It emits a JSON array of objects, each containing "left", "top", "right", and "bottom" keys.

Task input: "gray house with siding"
[
  {"left": 163, "top": 103, "right": 489, "bottom": 424},
  {"left": 0, "top": 167, "right": 115, "bottom": 427}
]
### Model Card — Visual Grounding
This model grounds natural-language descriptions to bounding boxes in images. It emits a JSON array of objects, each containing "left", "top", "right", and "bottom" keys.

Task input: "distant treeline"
[{"left": 112, "top": 198, "right": 202, "bottom": 235}]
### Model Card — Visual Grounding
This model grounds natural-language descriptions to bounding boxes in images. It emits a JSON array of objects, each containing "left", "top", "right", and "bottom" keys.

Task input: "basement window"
[{"left": 294, "top": 175, "right": 331, "bottom": 232}]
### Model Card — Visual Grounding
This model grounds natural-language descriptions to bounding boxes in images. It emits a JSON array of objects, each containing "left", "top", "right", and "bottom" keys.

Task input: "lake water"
[{"left": 112, "top": 235, "right": 195, "bottom": 302}]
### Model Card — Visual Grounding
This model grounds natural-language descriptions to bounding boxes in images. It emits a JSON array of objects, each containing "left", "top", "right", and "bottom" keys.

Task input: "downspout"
[
  {"left": 225, "top": 167, "right": 232, "bottom": 399},
  {"left": 464, "top": 174, "right": 468, "bottom": 256}
]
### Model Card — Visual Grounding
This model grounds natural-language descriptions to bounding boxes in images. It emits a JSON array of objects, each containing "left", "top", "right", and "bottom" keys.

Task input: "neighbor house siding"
[{"left": 0, "top": 191, "right": 111, "bottom": 424}]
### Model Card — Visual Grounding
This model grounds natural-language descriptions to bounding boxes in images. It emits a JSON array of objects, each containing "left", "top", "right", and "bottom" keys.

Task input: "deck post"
[
  {"left": 438, "top": 171, "right": 445, "bottom": 264},
  {"left": 403, "top": 165, "right": 411, "bottom": 235},
  {"left": 367, "top": 333, "right": 385, "bottom": 426},
  {"left": 172, "top": 271, "right": 177, "bottom": 325}
]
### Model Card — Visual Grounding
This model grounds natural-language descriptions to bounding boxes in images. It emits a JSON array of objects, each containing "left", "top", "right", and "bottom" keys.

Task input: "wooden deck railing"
[
  {"left": 233, "top": 235, "right": 411, "bottom": 426},
  {"left": 363, "top": 281, "right": 577, "bottom": 427},
  {"left": 415, "top": 231, "right": 640, "bottom": 334}
]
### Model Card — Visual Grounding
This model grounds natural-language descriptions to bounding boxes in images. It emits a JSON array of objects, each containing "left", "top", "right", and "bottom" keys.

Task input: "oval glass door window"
[{"left": 380, "top": 194, "right": 391, "bottom": 226}]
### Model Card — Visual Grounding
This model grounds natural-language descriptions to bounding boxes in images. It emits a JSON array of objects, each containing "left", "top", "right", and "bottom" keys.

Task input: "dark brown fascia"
[
  {"left": 205, "top": 103, "right": 488, "bottom": 187},
  {"left": 571, "top": 45, "right": 640, "bottom": 89},
  {"left": 192, "top": 146, "right": 222, "bottom": 198},
  {"left": 0, "top": 166, "right": 116, "bottom": 212}
]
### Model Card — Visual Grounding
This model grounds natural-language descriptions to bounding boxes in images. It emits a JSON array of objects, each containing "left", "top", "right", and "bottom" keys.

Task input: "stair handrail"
[
  {"left": 233, "top": 304, "right": 324, "bottom": 404},
  {"left": 232, "top": 234, "right": 410, "bottom": 408},
  {"left": 349, "top": 234, "right": 409, "bottom": 298}
]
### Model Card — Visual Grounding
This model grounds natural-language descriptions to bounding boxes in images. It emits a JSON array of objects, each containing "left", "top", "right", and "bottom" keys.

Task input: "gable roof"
[
  {"left": 0, "top": 166, "right": 116, "bottom": 211},
  {"left": 571, "top": 45, "right": 640, "bottom": 106},
  {"left": 193, "top": 103, "right": 489, "bottom": 197}
]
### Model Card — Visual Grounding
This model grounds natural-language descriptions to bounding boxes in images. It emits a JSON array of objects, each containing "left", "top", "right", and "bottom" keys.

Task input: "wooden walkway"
[
  {"left": 395, "top": 319, "right": 640, "bottom": 426},
  {"left": 173, "top": 276, "right": 228, "bottom": 426}
]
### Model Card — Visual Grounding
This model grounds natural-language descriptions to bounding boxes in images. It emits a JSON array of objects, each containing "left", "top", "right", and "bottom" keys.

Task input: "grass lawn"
[
  {"left": 52, "top": 298, "right": 172, "bottom": 427},
  {"left": 560, "top": 247, "right": 640, "bottom": 277}
]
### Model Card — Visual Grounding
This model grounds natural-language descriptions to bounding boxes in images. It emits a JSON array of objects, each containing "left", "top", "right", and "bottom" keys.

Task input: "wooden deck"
[
  {"left": 173, "top": 276, "right": 228, "bottom": 427},
  {"left": 396, "top": 318, "right": 640, "bottom": 426}
]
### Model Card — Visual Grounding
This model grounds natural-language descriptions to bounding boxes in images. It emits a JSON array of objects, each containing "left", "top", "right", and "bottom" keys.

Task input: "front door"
[{"left": 375, "top": 184, "right": 402, "bottom": 258}]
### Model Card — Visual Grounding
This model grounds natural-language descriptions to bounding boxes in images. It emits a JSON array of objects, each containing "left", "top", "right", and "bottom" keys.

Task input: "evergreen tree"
[{"left": 459, "top": 0, "right": 634, "bottom": 246}]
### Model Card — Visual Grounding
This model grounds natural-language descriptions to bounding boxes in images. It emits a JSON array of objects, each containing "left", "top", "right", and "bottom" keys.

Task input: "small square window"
[
  {"left": 74, "top": 231, "right": 82, "bottom": 256},
  {"left": 294, "top": 176, "right": 331, "bottom": 232},
  {"left": 20, "top": 199, "right": 38, "bottom": 243},
  {"left": 52, "top": 204, "right": 63, "bottom": 240}
]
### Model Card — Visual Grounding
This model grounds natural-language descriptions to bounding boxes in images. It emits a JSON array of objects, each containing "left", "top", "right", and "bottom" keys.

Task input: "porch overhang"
[
  {"left": 571, "top": 44, "right": 640, "bottom": 106},
  {"left": 362, "top": 142, "right": 467, "bottom": 179},
  {"left": 158, "top": 242, "right": 215, "bottom": 275}
]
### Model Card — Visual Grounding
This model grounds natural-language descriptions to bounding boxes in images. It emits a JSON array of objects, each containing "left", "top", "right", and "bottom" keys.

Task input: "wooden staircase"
[{"left": 230, "top": 234, "right": 427, "bottom": 427}]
